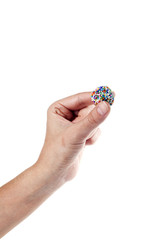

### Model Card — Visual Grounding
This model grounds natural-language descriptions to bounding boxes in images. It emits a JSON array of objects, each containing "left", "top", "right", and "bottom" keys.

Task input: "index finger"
[{"left": 57, "top": 92, "right": 93, "bottom": 111}]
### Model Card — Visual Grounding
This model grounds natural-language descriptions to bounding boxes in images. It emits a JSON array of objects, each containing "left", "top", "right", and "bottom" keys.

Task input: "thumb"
[{"left": 71, "top": 101, "right": 111, "bottom": 143}]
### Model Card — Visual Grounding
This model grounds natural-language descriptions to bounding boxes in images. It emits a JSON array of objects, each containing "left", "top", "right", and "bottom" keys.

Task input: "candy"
[{"left": 91, "top": 86, "right": 114, "bottom": 106}]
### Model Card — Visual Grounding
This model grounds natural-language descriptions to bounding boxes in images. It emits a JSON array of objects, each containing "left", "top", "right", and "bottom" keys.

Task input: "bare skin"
[{"left": 0, "top": 92, "right": 112, "bottom": 238}]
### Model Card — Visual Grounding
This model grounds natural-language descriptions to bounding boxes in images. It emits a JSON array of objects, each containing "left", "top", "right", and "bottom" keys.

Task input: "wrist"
[{"left": 35, "top": 143, "right": 66, "bottom": 190}]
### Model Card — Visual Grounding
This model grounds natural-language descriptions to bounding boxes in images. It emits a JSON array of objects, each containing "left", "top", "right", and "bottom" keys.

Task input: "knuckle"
[
  {"left": 47, "top": 102, "right": 58, "bottom": 114},
  {"left": 86, "top": 137, "right": 96, "bottom": 145},
  {"left": 89, "top": 137, "right": 96, "bottom": 145},
  {"left": 47, "top": 104, "right": 53, "bottom": 113},
  {"left": 86, "top": 128, "right": 101, "bottom": 145},
  {"left": 76, "top": 93, "right": 85, "bottom": 108},
  {"left": 87, "top": 112, "right": 98, "bottom": 126},
  {"left": 47, "top": 106, "right": 51, "bottom": 114}
]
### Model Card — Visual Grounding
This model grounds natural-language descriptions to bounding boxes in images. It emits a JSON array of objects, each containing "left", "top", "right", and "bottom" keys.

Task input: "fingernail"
[{"left": 97, "top": 101, "right": 109, "bottom": 116}]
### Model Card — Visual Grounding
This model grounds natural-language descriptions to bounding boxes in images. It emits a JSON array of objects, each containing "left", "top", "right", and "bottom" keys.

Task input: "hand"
[
  {"left": 38, "top": 92, "right": 111, "bottom": 182},
  {"left": 0, "top": 91, "right": 113, "bottom": 237}
]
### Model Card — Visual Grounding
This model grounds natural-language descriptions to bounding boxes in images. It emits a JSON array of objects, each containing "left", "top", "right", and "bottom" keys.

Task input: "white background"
[{"left": 0, "top": 0, "right": 160, "bottom": 239}]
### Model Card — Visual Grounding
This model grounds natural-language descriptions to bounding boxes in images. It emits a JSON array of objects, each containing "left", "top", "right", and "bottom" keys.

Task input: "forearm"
[{"left": 0, "top": 145, "right": 64, "bottom": 238}]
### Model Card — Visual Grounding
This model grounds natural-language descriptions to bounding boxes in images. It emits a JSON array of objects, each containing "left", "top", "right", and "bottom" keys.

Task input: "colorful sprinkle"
[{"left": 91, "top": 86, "right": 114, "bottom": 106}]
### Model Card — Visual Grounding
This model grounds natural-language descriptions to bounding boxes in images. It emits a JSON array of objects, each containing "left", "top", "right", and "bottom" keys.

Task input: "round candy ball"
[{"left": 91, "top": 86, "right": 114, "bottom": 106}]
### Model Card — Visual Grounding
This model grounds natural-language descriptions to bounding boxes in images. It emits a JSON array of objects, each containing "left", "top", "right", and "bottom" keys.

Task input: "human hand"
[
  {"left": 37, "top": 92, "right": 112, "bottom": 183},
  {"left": 0, "top": 91, "right": 114, "bottom": 237}
]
